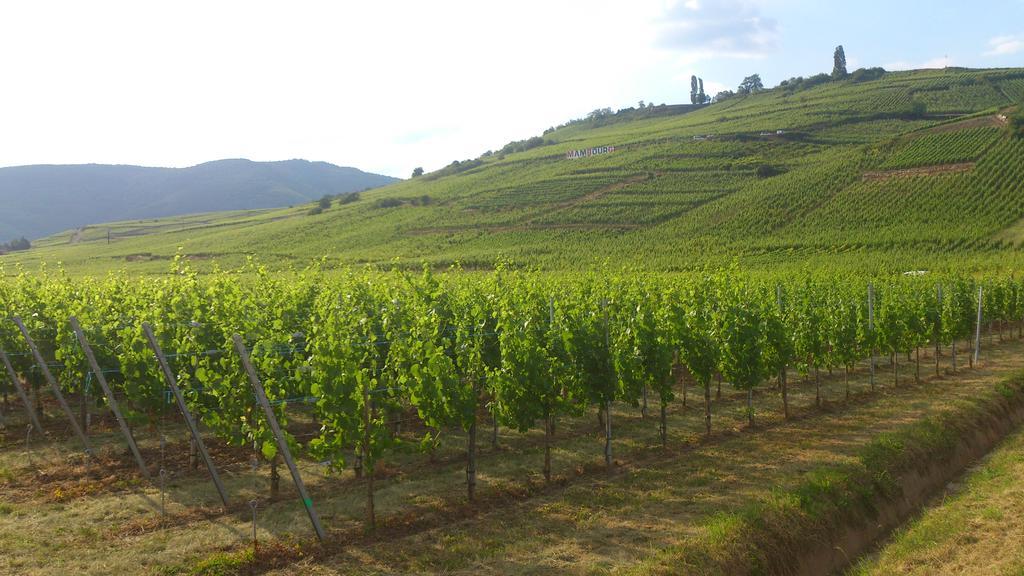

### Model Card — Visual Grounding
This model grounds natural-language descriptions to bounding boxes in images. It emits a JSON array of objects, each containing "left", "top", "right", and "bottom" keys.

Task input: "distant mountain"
[{"left": 0, "top": 159, "right": 400, "bottom": 240}]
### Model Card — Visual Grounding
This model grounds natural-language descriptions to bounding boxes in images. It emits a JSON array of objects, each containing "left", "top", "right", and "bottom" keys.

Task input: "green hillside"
[{"left": 5, "top": 67, "right": 1024, "bottom": 276}]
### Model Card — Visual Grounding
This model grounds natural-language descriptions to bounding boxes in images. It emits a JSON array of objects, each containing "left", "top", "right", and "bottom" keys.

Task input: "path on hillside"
[
  {"left": 862, "top": 162, "right": 975, "bottom": 181},
  {"left": 409, "top": 174, "right": 653, "bottom": 236},
  {"left": 919, "top": 112, "right": 1008, "bottom": 136},
  {"left": 548, "top": 172, "right": 652, "bottom": 212},
  {"left": 407, "top": 221, "right": 644, "bottom": 235}
]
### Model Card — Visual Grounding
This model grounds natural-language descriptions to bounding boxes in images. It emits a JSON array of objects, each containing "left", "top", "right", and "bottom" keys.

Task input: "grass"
[
  {"left": 850, "top": 414, "right": 1024, "bottom": 575},
  {"left": 2, "top": 337, "right": 1023, "bottom": 574}
]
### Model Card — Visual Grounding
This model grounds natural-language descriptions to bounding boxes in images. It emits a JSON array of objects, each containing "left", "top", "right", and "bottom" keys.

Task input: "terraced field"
[{"left": 3, "top": 67, "right": 1022, "bottom": 276}]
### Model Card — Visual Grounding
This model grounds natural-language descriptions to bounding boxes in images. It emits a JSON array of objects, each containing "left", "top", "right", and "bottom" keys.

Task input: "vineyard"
[
  {"left": 877, "top": 126, "right": 1001, "bottom": 169},
  {"left": 2, "top": 67, "right": 1022, "bottom": 276},
  {"left": 2, "top": 259, "right": 1024, "bottom": 572},
  {"left": 1, "top": 65, "right": 1023, "bottom": 574}
]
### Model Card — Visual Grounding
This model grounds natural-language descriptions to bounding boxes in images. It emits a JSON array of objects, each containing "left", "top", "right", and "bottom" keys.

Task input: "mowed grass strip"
[{"left": 849, "top": 419, "right": 1024, "bottom": 575}]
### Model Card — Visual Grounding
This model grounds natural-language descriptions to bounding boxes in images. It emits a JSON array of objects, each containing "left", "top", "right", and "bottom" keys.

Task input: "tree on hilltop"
[
  {"left": 713, "top": 90, "right": 735, "bottom": 103},
  {"left": 0, "top": 237, "right": 30, "bottom": 253},
  {"left": 833, "top": 45, "right": 848, "bottom": 79},
  {"left": 698, "top": 78, "right": 707, "bottom": 104},
  {"left": 737, "top": 74, "right": 764, "bottom": 95},
  {"left": 691, "top": 75, "right": 699, "bottom": 104}
]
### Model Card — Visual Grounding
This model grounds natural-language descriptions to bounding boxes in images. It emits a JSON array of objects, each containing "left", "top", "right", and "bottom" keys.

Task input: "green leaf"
[{"left": 261, "top": 440, "right": 278, "bottom": 461}]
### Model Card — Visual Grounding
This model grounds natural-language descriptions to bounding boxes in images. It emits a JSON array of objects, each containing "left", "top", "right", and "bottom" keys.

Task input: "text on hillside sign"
[{"left": 566, "top": 146, "right": 616, "bottom": 160}]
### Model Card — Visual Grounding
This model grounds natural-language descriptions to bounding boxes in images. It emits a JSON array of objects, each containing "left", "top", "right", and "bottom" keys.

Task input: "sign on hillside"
[{"left": 566, "top": 146, "right": 616, "bottom": 160}]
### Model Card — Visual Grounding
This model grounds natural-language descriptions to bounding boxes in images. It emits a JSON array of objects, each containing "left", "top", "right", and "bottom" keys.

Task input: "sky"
[{"left": 0, "top": 0, "right": 1021, "bottom": 178}]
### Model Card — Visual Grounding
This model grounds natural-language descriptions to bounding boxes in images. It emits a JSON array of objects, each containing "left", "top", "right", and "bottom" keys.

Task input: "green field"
[{"left": 4, "top": 67, "right": 1023, "bottom": 276}]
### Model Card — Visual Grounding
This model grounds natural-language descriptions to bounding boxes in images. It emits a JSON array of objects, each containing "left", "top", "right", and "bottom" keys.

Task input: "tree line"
[{"left": 0, "top": 237, "right": 30, "bottom": 254}]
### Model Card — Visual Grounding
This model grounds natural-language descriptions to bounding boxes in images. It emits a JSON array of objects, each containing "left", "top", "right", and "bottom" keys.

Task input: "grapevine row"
[{"left": 0, "top": 261, "right": 1020, "bottom": 530}]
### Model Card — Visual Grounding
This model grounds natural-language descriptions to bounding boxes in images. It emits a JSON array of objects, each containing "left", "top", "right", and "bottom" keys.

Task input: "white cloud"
[
  {"left": 984, "top": 35, "right": 1024, "bottom": 56},
  {"left": 701, "top": 79, "right": 729, "bottom": 96},
  {"left": 921, "top": 56, "right": 955, "bottom": 68},
  {"left": 884, "top": 56, "right": 953, "bottom": 71},
  {"left": 653, "top": 0, "right": 778, "bottom": 63}
]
